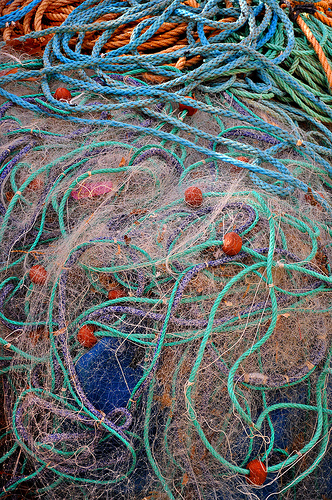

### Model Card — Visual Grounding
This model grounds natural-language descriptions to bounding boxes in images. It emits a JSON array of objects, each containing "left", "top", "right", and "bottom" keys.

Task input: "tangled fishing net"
[{"left": 1, "top": 0, "right": 332, "bottom": 498}]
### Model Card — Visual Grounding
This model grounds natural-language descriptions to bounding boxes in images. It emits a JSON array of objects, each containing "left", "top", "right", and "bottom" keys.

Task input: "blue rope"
[{"left": 0, "top": 0, "right": 42, "bottom": 27}]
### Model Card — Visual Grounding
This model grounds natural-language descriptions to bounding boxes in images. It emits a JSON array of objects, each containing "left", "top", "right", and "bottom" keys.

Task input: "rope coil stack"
[{"left": 1, "top": 0, "right": 332, "bottom": 113}]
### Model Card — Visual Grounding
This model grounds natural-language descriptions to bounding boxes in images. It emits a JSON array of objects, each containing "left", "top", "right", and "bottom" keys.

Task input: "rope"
[
  {"left": 296, "top": 13, "right": 332, "bottom": 90},
  {"left": 282, "top": 1, "right": 332, "bottom": 90},
  {"left": 1, "top": 0, "right": 332, "bottom": 497}
]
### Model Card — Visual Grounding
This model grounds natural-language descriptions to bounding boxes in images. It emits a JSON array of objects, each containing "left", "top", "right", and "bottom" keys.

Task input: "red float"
[
  {"left": 179, "top": 96, "right": 198, "bottom": 116},
  {"left": 246, "top": 459, "right": 267, "bottom": 485},
  {"left": 77, "top": 324, "right": 97, "bottom": 348},
  {"left": 29, "top": 265, "right": 47, "bottom": 285},
  {"left": 230, "top": 156, "right": 250, "bottom": 173},
  {"left": 54, "top": 87, "right": 72, "bottom": 102},
  {"left": 222, "top": 232, "right": 242, "bottom": 256},
  {"left": 184, "top": 186, "right": 203, "bottom": 208},
  {"left": 108, "top": 289, "right": 126, "bottom": 300}
]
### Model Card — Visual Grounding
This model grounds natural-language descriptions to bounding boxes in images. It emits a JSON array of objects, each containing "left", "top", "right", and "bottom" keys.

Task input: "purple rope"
[
  {"left": 107, "top": 73, "right": 144, "bottom": 88},
  {"left": 0, "top": 100, "right": 14, "bottom": 118},
  {"left": 84, "top": 290, "right": 278, "bottom": 331},
  {"left": 14, "top": 393, "right": 132, "bottom": 471},
  {"left": 56, "top": 245, "right": 134, "bottom": 435},
  {"left": 0, "top": 141, "right": 37, "bottom": 186},
  {"left": 24, "top": 96, "right": 56, "bottom": 115},
  {"left": 166, "top": 202, "right": 256, "bottom": 254},
  {"left": 129, "top": 252, "right": 255, "bottom": 403},
  {"left": 216, "top": 201, "right": 257, "bottom": 235},
  {"left": 222, "top": 92, "right": 250, "bottom": 117},
  {"left": 0, "top": 137, "right": 30, "bottom": 165},
  {"left": 222, "top": 128, "right": 280, "bottom": 145},
  {"left": 131, "top": 147, "right": 183, "bottom": 176},
  {"left": 124, "top": 235, "right": 330, "bottom": 402}
]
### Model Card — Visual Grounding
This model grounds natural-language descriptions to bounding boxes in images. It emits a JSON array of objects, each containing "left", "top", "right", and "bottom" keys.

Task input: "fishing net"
[
  {"left": 0, "top": 90, "right": 332, "bottom": 499},
  {"left": 1, "top": 0, "right": 332, "bottom": 498}
]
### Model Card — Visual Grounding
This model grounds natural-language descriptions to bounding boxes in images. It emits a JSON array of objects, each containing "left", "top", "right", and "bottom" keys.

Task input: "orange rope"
[
  {"left": 0, "top": 0, "right": 83, "bottom": 42},
  {"left": 280, "top": 2, "right": 332, "bottom": 91},
  {"left": 0, "top": 0, "right": 231, "bottom": 74},
  {"left": 286, "top": 0, "right": 332, "bottom": 26},
  {"left": 314, "top": 10, "right": 332, "bottom": 26},
  {"left": 2, "top": 0, "right": 24, "bottom": 15},
  {"left": 296, "top": 13, "right": 332, "bottom": 91},
  {"left": 0, "top": 0, "right": 240, "bottom": 86}
]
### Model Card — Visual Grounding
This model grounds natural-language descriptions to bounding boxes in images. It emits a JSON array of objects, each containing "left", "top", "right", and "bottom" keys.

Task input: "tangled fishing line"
[{"left": 1, "top": 0, "right": 332, "bottom": 498}]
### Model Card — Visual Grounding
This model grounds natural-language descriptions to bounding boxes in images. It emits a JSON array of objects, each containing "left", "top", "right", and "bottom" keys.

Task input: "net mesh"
[
  {"left": 0, "top": 94, "right": 332, "bottom": 499},
  {"left": 1, "top": 1, "right": 332, "bottom": 498}
]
